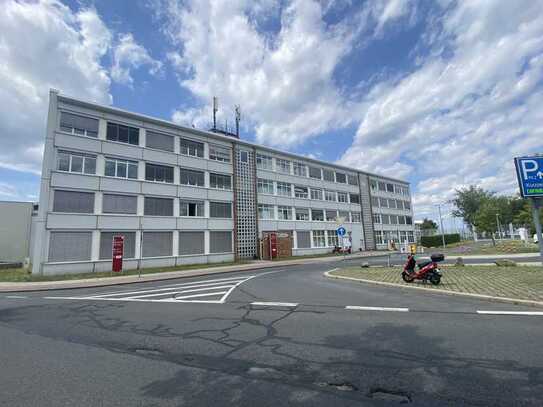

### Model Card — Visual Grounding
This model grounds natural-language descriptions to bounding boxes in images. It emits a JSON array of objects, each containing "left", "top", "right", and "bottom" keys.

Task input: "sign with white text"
[{"left": 515, "top": 156, "right": 543, "bottom": 197}]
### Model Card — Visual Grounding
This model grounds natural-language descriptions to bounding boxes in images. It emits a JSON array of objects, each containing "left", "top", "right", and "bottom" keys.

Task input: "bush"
[
  {"left": 495, "top": 259, "right": 517, "bottom": 267},
  {"left": 421, "top": 234, "right": 461, "bottom": 247}
]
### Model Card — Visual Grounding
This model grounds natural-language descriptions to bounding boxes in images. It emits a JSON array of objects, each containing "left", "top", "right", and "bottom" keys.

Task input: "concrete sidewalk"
[{"left": 0, "top": 251, "right": 381, "bottom": 293}]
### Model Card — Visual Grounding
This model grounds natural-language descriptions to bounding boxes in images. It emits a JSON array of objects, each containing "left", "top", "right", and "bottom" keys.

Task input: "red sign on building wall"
[
  {"left": 112, "top": 235, "right": 124, "bottom": 272},
  {"left": 270, "top": 232, "right": 277, "bottom": 259}
]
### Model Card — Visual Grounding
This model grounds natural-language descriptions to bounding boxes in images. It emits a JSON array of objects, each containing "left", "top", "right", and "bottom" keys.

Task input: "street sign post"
[
  {"left": 337, "top": 227, "right": 347, "bottom": 261},
  {"left": 112, "top": 235, "right": 124, "bottom": 273},
  {"left": 514, "top": 156, "right": 543, "bottom": 265}
]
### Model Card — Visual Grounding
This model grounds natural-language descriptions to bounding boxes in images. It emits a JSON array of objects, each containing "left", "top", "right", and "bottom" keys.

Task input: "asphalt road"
[{"left": 1, "top": 260, "right": 542, "bottom": 406}]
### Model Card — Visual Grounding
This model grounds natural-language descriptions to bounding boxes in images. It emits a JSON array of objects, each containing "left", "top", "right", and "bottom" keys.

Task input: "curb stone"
[{"left": 324, "top": 271, "right": 543, "bottom": 308}]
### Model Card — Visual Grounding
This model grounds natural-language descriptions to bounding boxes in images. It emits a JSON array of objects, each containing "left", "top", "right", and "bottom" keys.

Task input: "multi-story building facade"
[{"left": 31, "top": 90, "right": 414, "bottom": 275}]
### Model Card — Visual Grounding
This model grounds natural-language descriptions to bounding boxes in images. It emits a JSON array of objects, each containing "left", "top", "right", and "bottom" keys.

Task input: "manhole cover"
[{"left": 368, "top": 388, "right": 411, "bottom": 403}]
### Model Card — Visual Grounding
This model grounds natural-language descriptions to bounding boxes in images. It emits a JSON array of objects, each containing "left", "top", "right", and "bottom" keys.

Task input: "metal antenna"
[
  {"left": 235, "top": 105, "right": 241, "bottom": 137},
  {"left": 212, "top": 96, "right": 218, "bottom": 130}
]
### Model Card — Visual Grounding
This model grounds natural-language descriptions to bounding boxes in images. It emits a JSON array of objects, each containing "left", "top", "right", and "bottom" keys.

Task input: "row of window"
[
  {"left": 57, "top": 151, "right": 232, "bottom": 189},
  {"left": 375, "top": 230, "right": 415, "bottom": 244},
  {"left": 256, "top": 153, "right": 358, "bottom": 185},
  {"left": 258, "top": 204, "right": 361, "bottom": 223},
  {"left": 295, "top": 230, "right": 350, "bottom": 249},
  {"left": 371, "top": 196, "right": 411, "bottom": 211},
  {"left": 60, "top": 112, "right": 232, "bottom": 161},
  {"left": 48, "top": 230, "right": 233, "bottom": 263},
  {"left": 370, "top": 179, "right": 410, "bottom": 196},
  {"left": 373, "top": 213, "right": 413, "bottom": 225},
  {"left": 257, "top": 178, "right": 360, "bottom": 203},
  {"left": 52, "top": 190, "right": 233, "bottom": 218}
]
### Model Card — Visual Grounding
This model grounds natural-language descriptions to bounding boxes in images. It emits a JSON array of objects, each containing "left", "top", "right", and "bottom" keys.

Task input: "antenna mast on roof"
[
  {"left": 235, "top": 105, "right": 241, "bottom": 137},
  {"left": 212, "top": 96, "right": 218, "bottom": 131}
]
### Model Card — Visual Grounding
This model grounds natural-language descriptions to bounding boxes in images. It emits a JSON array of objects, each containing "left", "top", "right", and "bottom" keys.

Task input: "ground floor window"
[
  {"left": 142, "top": 232, "right": 172, "bottom": 257},
  {"left": 49, "top": 231, "right": 92, "bottom": 262},
  {"left": 296, "top": 231, "right": 311, "bottom": 248},
  {"left": 179, "top": 231, "right": 205, "bottom": 255},
  {"left": 210, "top": 231, "right": 232, "bottom": 253},
  {"left": 312, "top": 230, "right": 326, "bottom": 247},
  {"left": 327, "top": 230, "right": 338, "bottom": 247},
  {"left": 99, "top": 232, "right": 136, "bottom": 259},
  {"left": 375, "top": 230, "right": 383, "bottom": 245}
]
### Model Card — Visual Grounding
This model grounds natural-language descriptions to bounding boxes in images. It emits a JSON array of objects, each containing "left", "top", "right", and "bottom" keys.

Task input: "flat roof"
[{"left": 56, "top": 91, "right": 409, "bottom": 185}]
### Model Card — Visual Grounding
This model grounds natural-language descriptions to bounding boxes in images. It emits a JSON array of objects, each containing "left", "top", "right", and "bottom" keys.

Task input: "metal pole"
[
  {"left": 531, "top": 198, "right": 543, "bottom": 266},
  {"left": 437, "top": 204, "right": 446, "bottom": 248},
  {"left": 495, "top": 213, "right": 500, "bottom": 240}
]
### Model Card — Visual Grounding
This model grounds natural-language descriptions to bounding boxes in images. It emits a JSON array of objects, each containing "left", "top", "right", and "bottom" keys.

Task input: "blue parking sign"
[
  {"left": 515, "top": 156, "right": 543, "bottom": 197},
  {"left": 337, "top": 227, "right": 346, "bottom": 236}
]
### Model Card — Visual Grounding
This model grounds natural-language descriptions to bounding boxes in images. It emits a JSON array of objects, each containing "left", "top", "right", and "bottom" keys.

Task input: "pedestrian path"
[{"left": 45, "top": 275, "right": 256, "bottom": 304}]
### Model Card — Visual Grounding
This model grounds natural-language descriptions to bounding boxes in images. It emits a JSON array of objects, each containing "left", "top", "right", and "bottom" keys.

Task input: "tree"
[
  {"left": 452, "top": 186, "right": 494, "bottom": 230},
  {"left": 473, "top": 196, "right": 513, "bottom": 245},
  {"left": 513, "top": 199, "right": 543, "bottom": 234},
  {"left": 420, "top": 218, "right": 438, "bottom": 232}
]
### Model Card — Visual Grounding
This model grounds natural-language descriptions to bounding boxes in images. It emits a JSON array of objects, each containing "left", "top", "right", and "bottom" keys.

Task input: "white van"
[{"left": 535, "top": 234, "right": 539, "bottom": 244}]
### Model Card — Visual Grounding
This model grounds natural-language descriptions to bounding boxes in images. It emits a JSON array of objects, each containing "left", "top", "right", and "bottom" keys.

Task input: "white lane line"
[
  {"left": 123, "top": 285, "right": 236, "bottom": 300},
  {"left": 251, "top": 301, "right": 299, "bottom": 307},
  {"left": 5, "top": 295, "right": 28, "bottom": 299},
  {"left": 346, "top": 306, "right": 409, "bottom": 312},
  {"left": 219, "top": 274, "right": 258, "bottom": 303},
  {"left": 175, "top": 291, "right": 229, "bottom": 301},
  {"left": 477, "top": 310, "right": 543, "bottom": 316}
]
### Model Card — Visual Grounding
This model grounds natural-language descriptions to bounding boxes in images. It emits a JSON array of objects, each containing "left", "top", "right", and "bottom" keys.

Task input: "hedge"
[{"left": 421, "top": 233, "right": 461, "bottom": 247}]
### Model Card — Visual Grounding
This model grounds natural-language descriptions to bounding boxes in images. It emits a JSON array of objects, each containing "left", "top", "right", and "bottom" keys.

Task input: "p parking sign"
[{"left": 515, "top": 156, "right": 543, "bottom": 197}]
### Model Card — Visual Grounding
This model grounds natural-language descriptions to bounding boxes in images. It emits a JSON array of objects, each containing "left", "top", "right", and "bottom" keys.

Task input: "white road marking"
[
  {"left": 251, "top": 301, "right": 299, "bottom": 307},
  {"left": 476, "top": 310, "right": 543, "bottom": 316},
  {"left": 122, "top": 284, "right": 236, "bottom": 300},
  {"left": 5, "top": 295, "right": 28, "bottom": 299},
  {"left": 346, "top": 306, "right": 409, "bottom": 312}
]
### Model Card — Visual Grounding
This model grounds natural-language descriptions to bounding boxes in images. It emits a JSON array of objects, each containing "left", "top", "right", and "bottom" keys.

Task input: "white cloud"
[
  {"left": 111, "top": 33, "right": 163, "bottom": 86},
  {"left": 0, "top": 0, "right": 113, "bottom": 175},
  {"left": 341, "top": 0, "right": 543, "bottom": 218}
]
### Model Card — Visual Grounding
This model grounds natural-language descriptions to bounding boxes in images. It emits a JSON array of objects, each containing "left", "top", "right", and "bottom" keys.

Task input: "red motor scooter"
[{"left": 401, "top": 253, "right": 444, "bottom": 285}]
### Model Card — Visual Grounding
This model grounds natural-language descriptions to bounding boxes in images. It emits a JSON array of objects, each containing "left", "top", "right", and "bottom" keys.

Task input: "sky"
[{"left": 0, "top": 0, "right": 542, "bottom": 225}]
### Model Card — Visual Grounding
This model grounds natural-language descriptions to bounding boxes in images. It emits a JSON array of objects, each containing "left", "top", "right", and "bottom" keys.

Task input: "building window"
[
  {"left": 256, "top": 153, "right": 273, "bottom": 170},
  {"left": 146, "top": 131, "right": 174, "bottom": 152},
  {"left": 297, "top": 231, "right": 311, "bottom": 248},
  {"left": 381, "top": 214, "right": 390, "bottom": 225},
  {"left": 293, "top": 162, "right": 307, "bottom": 177},
  {"left": 347, "top": 174, "right": 358, "bottom": 185},
  {"left": 179, "top": 200, "right": 204, "bottom": 217},
  {"left": 102, "top": 194, "right": 137, "bottom": 214},
  {"left": 210, "top": 202, "right": 232, "bottom": 218},
  {"left": 210, "top": 231, "right": 232, "bottom": 253},
  {"left": 373, "top": 213, "right": 381, "bottom": 224},
  {"left": 312, "top": 230, "right": 326, "bottom": 247},
  {"left": 349, "top": 193, "right": 360, "bottom": 204},
  {"left": 277, "top": 206, "right": 292, "bottom": 220},
  {"left": 386, "top": 183, "right": 394, "bottom": 193},
  {"left": 276, "top": 158, "right": 291, "bottom": 174},
  {"left": 53, "top": 190, "right": 94, "bottom": 213},
  {"left": 396, "top": 200, "right": 404, "bottom": 210},
  {"left": 335, "top": 172, "right": 346, "bottom": 183},
  {"left": 57, "top": 151, "right": 96, "bottom": 175},
  {"left": 295, "top": 208, "right": 309, "bottom": 221},
  {"left": 179, "top": 168, "right": 205, "bottom": 187},
  {"left": 105, "top": 157, "right": 138, "bottom": 179},
  {"left": 99, "top": 232, "right": 136, "bottom": 259},
  {"left": 180, "top": 138, "right": 204, "bottom": 158},
  {"left": 379, "top": 197, "right": 388, "bottom": 208},
  {"left": 378, "top": 181, "right": 386, "bottom": 192},
  {"left": 294, "top": 186, "right": 308, "bottom": 199},
  {"left": 240, "top": 150, "right": 248, "bottom": 163},
  {"left": 404, "top": 201, "right": 411, "bottom": 210},
  {"left": 406, "top": 216, "right": 413, "bottom": 225},
  {"left": 49, "top": 231, "right": 92, "bottom": 262},
  {"left": 351, "top": 212, "right": 361, "bottom": 223},
  {"left": 370, "top": 180, "right": 378, "bottom": 191},
  {"left": 106, "top": 122, "right": 139, "bottom": 145},
  {"left": 324, "top": 190, "right": 336, "bottom": 201},
  {"left": 257, "top": 178, "right": 274, "bottom": 194},
  {"left": 398, "top": 215, "right": 406, "bottom": 225},
  {"left": 59, "top": 112, "right": 99, "bottom": 138},
  {"left": 144, "top": 197, "right": 173, "bottom": 216},
  {"left": 371, "top": 196, "right": 379, "bottom": 207},
  {"left": 142, "top": 232, "right": 172, "bottom": 257},
  {"left": 310, "top": 188, "right": 323, "bottom": 200},
  {"left": 339, "top": 210, "right": 350, "bottom": 222},
  {"left": 309, "top": 166, "right": 322, "bottom": 179},
  {"left": 337, "top": 192, "right": 348, "bottom": 203},
  {"left": 322, "top": 169, "right": 334, "bottom": 182},
  {"left": 375, "top": 230, "right": 383, "bottom": 245},
  {"left": 326, "top": 210, "right": 337, "bottom": 222},
  {"left": 179, "top": 231, "right": 205, "bottom": 255},
  {"left": 258, "top": 204, "right": 275, "bottom": 220},
  {"left": 327, "top": 230, "right": 338, "bottom": 247},
  {"left": 209, "top": 145, "right": 231, "bottom": 162},
  {"left": 276, "top": 182, "right": 291, "bottom": 197},
  {"left": 210, "top": 173, "right": 232, "bottom": 190},
  {"left": 408, "top": 231, "right": 415, "bottom": 243},
  {"left": 145, "top": 163, "right": 174, "bottom": 183},
  {"left": 311, "top": 209, "right": 324, "bottom": 221}
]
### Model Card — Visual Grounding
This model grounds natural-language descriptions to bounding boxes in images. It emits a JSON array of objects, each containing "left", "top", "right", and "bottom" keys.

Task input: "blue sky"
[{"left": 1, "top": 0, "right": 542, "bottom": 225}]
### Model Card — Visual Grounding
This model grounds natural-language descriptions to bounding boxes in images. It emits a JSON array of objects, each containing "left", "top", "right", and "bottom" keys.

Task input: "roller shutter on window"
[
  {"left": 179, "top": 231, "right": 205, "bottom": 255},
  {"left": 142, "top": 232, "right": 172, "bottom": 257},
  {"left": 209, "top": 231, "right": 232, "bottom": 253},
  {"left": 60, "top": 112, "right": 99, "bottom": 136},
  {"left": 53, "top": 190, "right": 94, "bottom": 213},
  {"left": 297, "top": 231, "right": 311, "bottom": 248},
  {"left": 146, "top": 131, "right": 174, "bottom": 152},
  {"left": 102, "top": 194, "right": 137, "bottom": 214},
  {"left": 144, "top": 197, "right": 173, "bottom": 216},
  {"left": 49, "top": 232, "right": 92, "bottom": 262}
]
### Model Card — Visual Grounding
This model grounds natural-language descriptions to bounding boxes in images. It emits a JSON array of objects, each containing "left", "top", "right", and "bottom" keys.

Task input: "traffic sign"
[
  {"left": 337, "top": 227, "right": 346, "bottom": 237},
  {"left": 515, "top": 156, "right": 543, "bottom": 197}
]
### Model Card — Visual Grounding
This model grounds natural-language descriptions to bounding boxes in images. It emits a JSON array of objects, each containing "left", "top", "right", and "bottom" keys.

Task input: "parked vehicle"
[
  {"left": 333, "top": 245, "right": 352, "bottom": 254},
  {"left": 535, "top": 234, "right": 539, "bottom": 244},
  {"left": 401, "top": 253, "right": 444, "bottom": 285}
]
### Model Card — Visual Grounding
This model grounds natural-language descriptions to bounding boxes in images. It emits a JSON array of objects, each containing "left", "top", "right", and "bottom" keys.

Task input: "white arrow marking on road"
[
  {"left": 346, "top": 306, "right": 409, "bottom": 312},
  {"left": 476, "top": 310, "right": 543, "bottom": 316}
]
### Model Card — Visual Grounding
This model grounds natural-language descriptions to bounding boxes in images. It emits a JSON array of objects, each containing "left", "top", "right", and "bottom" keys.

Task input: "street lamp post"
[{"left": 437, "top": 203, "right": 446, "bottom": 249}]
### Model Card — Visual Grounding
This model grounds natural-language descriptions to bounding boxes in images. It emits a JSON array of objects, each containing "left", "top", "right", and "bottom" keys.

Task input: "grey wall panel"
[
  {"left": 97, "top": 215, "right": 139, "bottom": 229},
  {"left": 207, "top": 219, "right": 234, "bottom": 230},
  {"left": 141, "top": 217, "right": 176, "bottom": 230},
  {"left": 176, "top": 255, "right": 208, "bottom": 266},
  {"left": 47, "top": 213, "right": 97, "bottom": 229},
  {"left": 308, "top": 200, "right": 329, "bottom": 209},
  {"left": 277, "top": 221, "right": 295, "bottom": 230},
  {"left": 54, "top": 132, "right": 101, "bottom": 153},
  {"left": 293, "top": 248, "right": 329, "bottom": 256},
  {"left": 0, "top": 202, "right": 33, "bottom": 262},
  {"left": 51, "top": 172, "right": 100, "bottom": 190},
  {"left": 143, "top": 149, "right": 177, "bottom": 165},
  {"left": 275, "top": 196, "right": 294, "bottom": 206},
  {"left": 257, "top": 195, "right": 277, "bottom": 205},
  {"left": 294, "top": 222, "right": 312, "bottom": 230},
  {"left": 93, "top": 259, "right": 139, "bottom": 272},
  {"left": 258, "top": 220, "right": 277, "bottom": 231},
  {"left": 100, "top": 177, "right": 141, "bottom": 194},
  {"left": 178, "top": 155, "right": 207, "bottom": 170},
  {"left": 102, "top": 141, "right": 142, "bottom": 159},
  {"left": 42, "top": 262, "right": 94, "bottom": 275},
  {"left": 140, "top": 257, "right": 176, "bottom": 268},
  {"left": 142, "top": 182, "right": 177, "bottom": 197},
  {"left": 207, "top": 189, "right": 233, "bottom": 201},
  {"left": 177, "top": 218, "right": 207, "bottom": 230},
  {"left": 207, "top": 253, "right": 235, "bottom": 263},
  {"left": 207, "top": 160, "right": 233, "bottom": 174},
  {"left": 178, "top": 186, "right": 207, "bottom": 199}
]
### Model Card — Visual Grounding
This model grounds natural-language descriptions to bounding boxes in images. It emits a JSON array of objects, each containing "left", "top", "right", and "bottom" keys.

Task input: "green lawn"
[
  {"left": 331, "top": 265, "right": 543, "bottom": 303},
  {"left": 0, "top": 261, "right": 247, "bottom": 283},
  {"left": 425, "top": 239, "right": 540, "bottom": 255}
]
